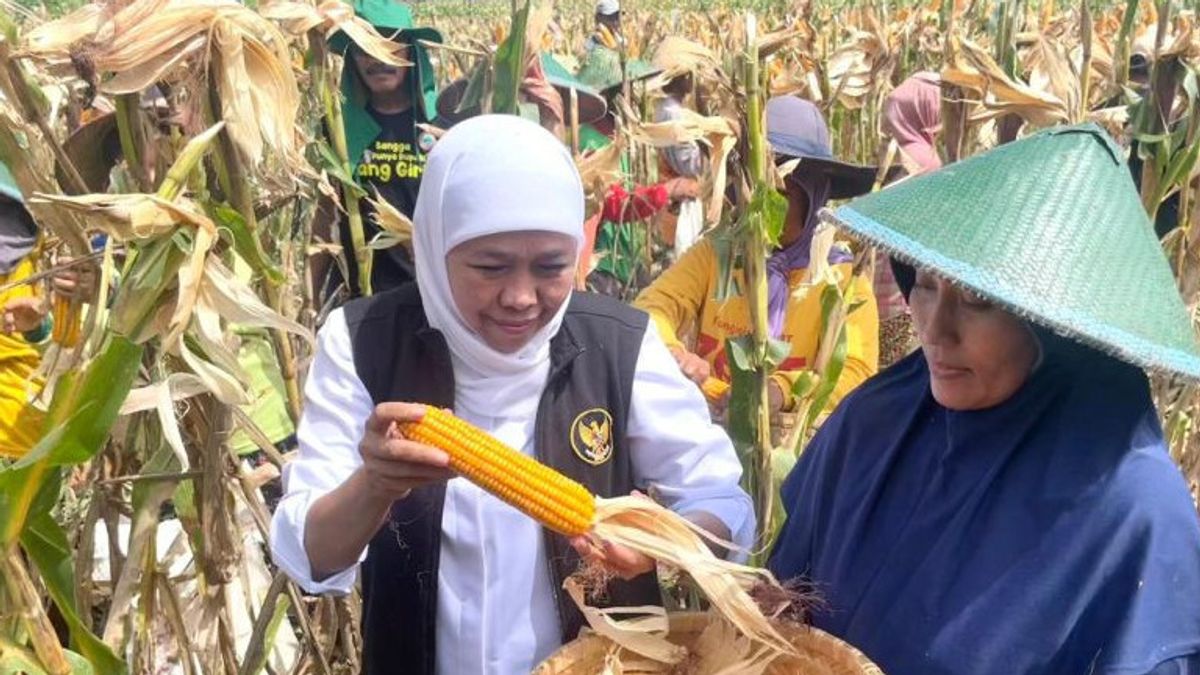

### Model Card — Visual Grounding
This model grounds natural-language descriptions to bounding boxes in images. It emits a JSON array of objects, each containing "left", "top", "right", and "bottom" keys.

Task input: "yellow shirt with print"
[{"left": 634, "top": 238, "right": 880, "bottom": 411}]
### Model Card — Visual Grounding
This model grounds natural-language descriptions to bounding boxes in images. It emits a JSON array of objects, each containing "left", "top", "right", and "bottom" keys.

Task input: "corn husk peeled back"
[{"left": 399, "top": 406, "right": 797, "bottom": 660}]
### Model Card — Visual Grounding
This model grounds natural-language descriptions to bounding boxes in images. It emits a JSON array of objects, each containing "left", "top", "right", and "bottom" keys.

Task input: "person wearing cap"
[
  {"left": 571, "top": 48, "right": 687, "bottom": 298},
  {"left": 876, "top": 72, "right": 942, "bottom": 366},
  {"left": 769, "top": 125, "right": 1200, "bottom": 674},
  {"left": 634, "top": 96, "right": 880, "bottom": 415},
  {"left": 313, "top": 0, "right": 442, "bottom": 300},
  {"left": 586, "top": 0, "right": 622, "bottom": 53},
  {"left": 270, "top": 115, "right": 753, "bottom": 674}
]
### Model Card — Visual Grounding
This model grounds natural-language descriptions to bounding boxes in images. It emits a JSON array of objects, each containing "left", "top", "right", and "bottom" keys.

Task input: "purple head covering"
[{"left": 765, "top": 96, "right": 852, "bottom": 337}]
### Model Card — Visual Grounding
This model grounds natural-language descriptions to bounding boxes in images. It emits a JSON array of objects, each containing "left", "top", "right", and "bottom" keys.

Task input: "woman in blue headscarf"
[{"left": 769, "top": 125, "right": 1200, "bottom": 674}]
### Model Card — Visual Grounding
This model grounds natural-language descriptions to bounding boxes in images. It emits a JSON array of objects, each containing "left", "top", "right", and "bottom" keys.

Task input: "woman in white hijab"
[{"left": 270, "top": 115, "right": 753, "bottom": 675}]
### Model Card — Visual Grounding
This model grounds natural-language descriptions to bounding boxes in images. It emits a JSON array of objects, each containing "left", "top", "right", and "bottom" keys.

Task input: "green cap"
[
  {"left": 825, "top": 124, "right": 1200, "bottom": 380},
  {"left": 575, "top": 46, "right": 659, "bottom": 93},
  {"left": 328, "top": 0, "right": 441, "bottom": 53}
]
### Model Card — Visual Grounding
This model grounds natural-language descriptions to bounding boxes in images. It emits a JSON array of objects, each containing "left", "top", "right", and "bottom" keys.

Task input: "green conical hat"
[
  {"left": 575, "top": 46, "right": 659, "bottom": 93},
  {"left": 824, "top": 123, "right": 1200, "bottom": 380}
]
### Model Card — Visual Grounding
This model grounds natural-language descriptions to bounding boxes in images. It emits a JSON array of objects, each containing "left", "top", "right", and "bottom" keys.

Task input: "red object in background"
[{"left": 602, "top": 183, "right": 669, "bottom": 223}]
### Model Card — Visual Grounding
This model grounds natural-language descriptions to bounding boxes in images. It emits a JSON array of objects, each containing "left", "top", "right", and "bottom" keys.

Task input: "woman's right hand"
[
  {"left": 358, "top": 403, "right": 456, "bottom": 502},
  {"left": 669, "top": 346, "right": 711, "bottom": 386}
]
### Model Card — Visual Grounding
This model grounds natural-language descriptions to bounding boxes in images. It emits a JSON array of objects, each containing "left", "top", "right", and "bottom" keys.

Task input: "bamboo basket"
[{"left": 534, "top": 612, "right": 884, "bottom": 674}]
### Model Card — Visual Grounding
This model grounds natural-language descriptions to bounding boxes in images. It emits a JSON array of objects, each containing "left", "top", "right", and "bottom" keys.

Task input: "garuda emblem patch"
[{"left": 570, "top": 408, "right": 614, "bottom": 466}]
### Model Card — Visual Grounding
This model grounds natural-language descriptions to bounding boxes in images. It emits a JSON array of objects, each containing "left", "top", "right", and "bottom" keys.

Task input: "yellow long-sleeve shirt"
[
  {"left": 0, "top": 256, "right": 46, "bottom": 458},
  {"left": 634, "top": 238, "right": 879, "bottom": 411}
]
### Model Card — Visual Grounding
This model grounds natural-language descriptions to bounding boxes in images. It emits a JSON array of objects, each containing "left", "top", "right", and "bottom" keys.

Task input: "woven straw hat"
[{"left": 823, "top": 123, "right": 1200, "bottom": 380}]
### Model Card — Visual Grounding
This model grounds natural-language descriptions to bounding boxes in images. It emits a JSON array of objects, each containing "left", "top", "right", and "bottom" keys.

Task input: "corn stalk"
[{"left": 309, "top": 28, "right": 372, "bottom": 298}]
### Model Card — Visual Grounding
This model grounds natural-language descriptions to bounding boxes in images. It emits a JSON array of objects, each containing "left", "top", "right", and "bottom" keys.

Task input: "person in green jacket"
[{"left": 314, "top": 0, "right": 442, "bottom": 300}]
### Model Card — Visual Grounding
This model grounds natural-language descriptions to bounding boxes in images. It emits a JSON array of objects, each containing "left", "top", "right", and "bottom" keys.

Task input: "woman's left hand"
[
  {"left": 569, "top": 490, "right": 657, "bottom": 580},
  {"left": 569, "top": 535, "right": 655, "bottom": 581}
]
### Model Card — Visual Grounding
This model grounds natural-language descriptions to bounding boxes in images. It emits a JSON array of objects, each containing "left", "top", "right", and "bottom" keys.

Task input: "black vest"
[{"left": 342, "top": 284, "right": 662, "bottom": 674}]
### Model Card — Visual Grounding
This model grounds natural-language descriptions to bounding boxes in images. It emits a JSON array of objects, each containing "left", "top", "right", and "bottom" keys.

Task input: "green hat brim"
[
  {"left": 823, "top": 123, "right": 1200, "bottom": 381},
  {"left": 435, "top": 63, "right": 608, "bottom": 127},
  {"left": 328, "top": 26, "right": 442, "bottom": 56}
]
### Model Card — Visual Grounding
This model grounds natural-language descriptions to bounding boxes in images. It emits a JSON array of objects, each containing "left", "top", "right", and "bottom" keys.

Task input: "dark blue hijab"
[{"left": 769, "top": 330, "right": 1200, "bottom": 674}]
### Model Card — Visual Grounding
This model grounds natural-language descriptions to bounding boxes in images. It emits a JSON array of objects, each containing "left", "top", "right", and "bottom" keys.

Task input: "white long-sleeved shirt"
[{"left": 269, "top": 308, "right": 755, "bottom": 674}]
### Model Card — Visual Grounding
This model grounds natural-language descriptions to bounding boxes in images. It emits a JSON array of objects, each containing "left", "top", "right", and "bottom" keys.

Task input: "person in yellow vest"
[{"left": 634, "top": 97, "right": 880, "bottom": 414}]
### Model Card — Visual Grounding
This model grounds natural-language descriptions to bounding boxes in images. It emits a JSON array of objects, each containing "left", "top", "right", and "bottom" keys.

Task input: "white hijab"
[{"left": 412, "top": 115, "right": 585, "bottom": 417}]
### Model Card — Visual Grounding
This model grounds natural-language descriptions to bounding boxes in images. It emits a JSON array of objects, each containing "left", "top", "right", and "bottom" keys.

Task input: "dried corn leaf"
[
  {"left": 120, "top": 373, "right": 210, "bottom": 469},
  {"left": 1026, "top": 36, "right": 1079, "bottom": 122},
  {"left": 369, "top": 190, "right": 413, "bottom": 244},
  {"left": 627, "top": 108, "right": 735, "bottom": 148},
  {"left": 826, "top": 27, "right": 890, "bottom": 109},
  {"left": 200, "top": 258, "right": 313, "bottom": 350},
  {"left": 30, "top": 192, "right": 216, "bottom": 241},
  {"left": 648, "top": 36, "right": 718, "bottom": 84},
  {"left": 690, "top": 618, "right": 776, "bottom": 675},
  {"left": 102, "top": 36, "right": 204, "bottom": 95},
  {"left": 164, "top": 225, "right": 217, "bottom": 349},
  {"left": 590, "top": 496, "right": 793, "bottom": 656},
  {"left": 941, "top": 36, "right": 1069, "bottom": 127},
  {"left": 260, "top": 0, "right": 408, "bottom": 67},
  {"left": 564, "top": 579, "right": 686, "bottom": 664}
]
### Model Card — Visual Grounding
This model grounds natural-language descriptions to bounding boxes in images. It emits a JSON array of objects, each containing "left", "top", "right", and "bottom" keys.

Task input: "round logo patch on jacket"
[{"left": 571, "top": 408, "right": 614, "bottom": 466}]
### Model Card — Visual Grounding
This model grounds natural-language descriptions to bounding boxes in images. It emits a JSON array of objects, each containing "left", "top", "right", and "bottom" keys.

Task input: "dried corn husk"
[
  {"left": 23, "top": 0, "right": 301, "bottom": 164},
  {"left": 589, "top": 496, "right": 794, "bottom": 657}
]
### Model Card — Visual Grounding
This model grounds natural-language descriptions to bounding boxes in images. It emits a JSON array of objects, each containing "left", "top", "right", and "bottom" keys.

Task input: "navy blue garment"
[{"left": 769, "top": 334, "right": 1200, "bottom": 675}]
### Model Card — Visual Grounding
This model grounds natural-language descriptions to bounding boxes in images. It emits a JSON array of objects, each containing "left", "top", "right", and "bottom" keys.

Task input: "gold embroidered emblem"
[{"left": 570, "top": 408, "right": 614, "bottom": 466}]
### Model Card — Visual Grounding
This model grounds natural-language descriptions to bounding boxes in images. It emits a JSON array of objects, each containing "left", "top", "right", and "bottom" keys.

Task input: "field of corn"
[{"left": 1, "top": 0, "right": 1199, "bottom": 672}]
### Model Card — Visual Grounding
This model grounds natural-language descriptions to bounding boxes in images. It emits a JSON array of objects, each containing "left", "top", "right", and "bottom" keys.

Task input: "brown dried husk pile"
[{"left": 534, "top": 612, "right": 883, "bottom": 675}]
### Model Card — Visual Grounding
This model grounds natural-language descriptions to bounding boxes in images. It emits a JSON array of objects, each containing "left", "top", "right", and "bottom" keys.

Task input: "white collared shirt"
[{"left": 269, "top": 309, "right": 755, "bottom": 675}]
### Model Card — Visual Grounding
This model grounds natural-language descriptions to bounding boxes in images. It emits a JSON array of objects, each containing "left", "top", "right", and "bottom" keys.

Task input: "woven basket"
[{"left": 533, "top": 612, "right": 883, "bottom": 674}]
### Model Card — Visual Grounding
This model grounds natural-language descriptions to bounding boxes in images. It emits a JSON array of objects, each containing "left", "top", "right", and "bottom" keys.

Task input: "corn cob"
[
  {"left": 701, "top": 377, "right": 730, "bottom": 402},
  {"left": 400, "top": 406, "right": 596, "bottom": 537},
  {"left": 50, "top": 295, "right": 81, "bottom": 348}
]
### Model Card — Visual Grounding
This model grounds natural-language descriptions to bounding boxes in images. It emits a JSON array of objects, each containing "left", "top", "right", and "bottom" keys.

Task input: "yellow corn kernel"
[
  {"left": 400, "top": 407, "right": 596, "bottom": 537},
  {"left": 51, "top": 295, "right": 81, "bottom": 348},
  {"left": 701, "top": 377, "right": 730, "bottom": 402}
]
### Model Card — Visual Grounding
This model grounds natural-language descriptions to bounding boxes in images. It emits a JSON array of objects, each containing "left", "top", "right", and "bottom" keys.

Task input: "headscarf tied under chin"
[
  {"left": 766, "top": 171, "right": 834, "bottom": 337},
  {"left": 763, "top": 96, "right": 849, "bottom": 338},
  {"left": 412, "top": 115, "right": 585, "bottom": 417}
]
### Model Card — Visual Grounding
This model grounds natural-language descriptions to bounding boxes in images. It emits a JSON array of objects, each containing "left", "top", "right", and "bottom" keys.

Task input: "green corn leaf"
[
  {"left": 0, "top": 639, "right": 92, "bottom": 675},
  {"left": 805, "top": 324, "right": 849, "bottom": 428},
  {"left": 726, "top": 336, "right": 759, "bottom": 448},
  {"left": 492, "top": 0, "right": 531, "bottom": 115},
  {"left": 790, "top": 370, "right": 819, "bottom": 400},
  {"left": 209, "top": 204, "right": 284, "bottom": 286},
  {"left": 314, "top": 140, "right": 366, "bottom": 199},
  {"left": 764, "top": 337, "right": 791, "bottom": 370},
  {"left": 20, "top": 514, "right": 126, "bottom": 675},
  {"left": 726, "top": 334, "right": 756, "bottom": 372}
]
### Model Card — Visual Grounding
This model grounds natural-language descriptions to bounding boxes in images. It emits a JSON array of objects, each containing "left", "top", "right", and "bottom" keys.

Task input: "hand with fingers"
[
  {"left": 568, "top": 491, "right": 656, "bottom": 581},
  {"left": 669, "top": 345, "right": 710, "bottom": 387},
  {"left": 358, "top": 402, "right": 458, "bottom": 503},
  {"left": 50, "top": 258, "right": 98, "bottom": 301},
  {"left": 2, "top": 296, "right": 48, "bottom": 335}
]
